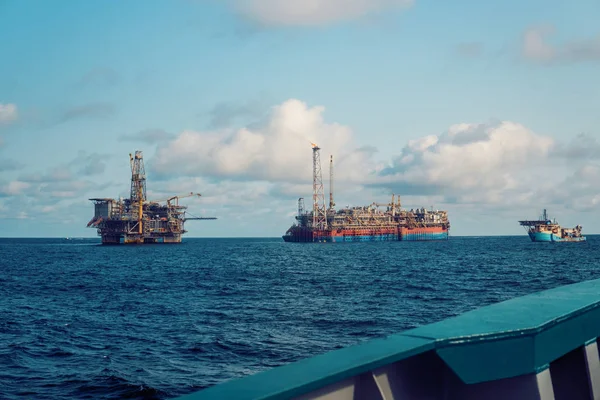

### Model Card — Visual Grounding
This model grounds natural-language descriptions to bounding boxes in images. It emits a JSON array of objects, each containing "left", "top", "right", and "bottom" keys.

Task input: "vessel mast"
[
  {"left": 298, "top": 197, "right": 305, "bottom": 216},
  {"left": 129, "top": 151, "right": 146, "bottom": 235},
  {"left": 329, "top": 155, "right": 335, "bottom": 210},
  {"left": 312, "top": 143, "right": 327, "bottom": 230}
]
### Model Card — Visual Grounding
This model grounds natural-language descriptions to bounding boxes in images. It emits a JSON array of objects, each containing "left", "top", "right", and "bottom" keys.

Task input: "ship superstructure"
[
  {"left": 282, "top": 144, "right": 450, "bottom": 242},
  {"left": 87, "top": 150, "right": 216, "bottom": 244},
  {"left": 518, "top": 209, "right": 585, "bottom": 242}
]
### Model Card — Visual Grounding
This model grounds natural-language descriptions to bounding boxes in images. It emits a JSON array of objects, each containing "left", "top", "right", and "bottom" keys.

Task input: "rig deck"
[{"left": 87, "top": 150, "right": 216, "bottom": 244}]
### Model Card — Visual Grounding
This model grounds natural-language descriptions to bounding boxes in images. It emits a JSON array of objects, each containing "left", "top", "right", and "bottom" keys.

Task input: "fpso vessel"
[
  {"left": 282, "top": 144, "right": 450, "bottom": 243},
  {"left": 283, "top": 198, "right": 449, "bottom": 243},
  {"left": 518, "top": 209, "right": 585, "bottom": 242}
]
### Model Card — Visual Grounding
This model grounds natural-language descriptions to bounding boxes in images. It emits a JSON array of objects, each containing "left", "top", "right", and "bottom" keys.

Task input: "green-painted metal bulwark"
[{"left": 176, "top": 278, "right": 600, "bottom": 399}]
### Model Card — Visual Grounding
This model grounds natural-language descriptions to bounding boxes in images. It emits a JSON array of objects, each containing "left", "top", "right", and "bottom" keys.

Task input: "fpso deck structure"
[
  {"left": 283, "top": 199, "right": 449, "bottom": 243},
  {"left": 87, "top": 150, "right": 216, "bottom": 244},
  {"left": 282, "top": 144, "right": 449, "bottom": 243}
]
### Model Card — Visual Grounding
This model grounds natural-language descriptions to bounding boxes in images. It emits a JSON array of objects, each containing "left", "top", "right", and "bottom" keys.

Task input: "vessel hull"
[
  {"left": 399, "top": 227, "right": 449, "bottom": 241},
  {"left": 528, "top": 231, "right": 586, "bottom": 242},
  {"left": 283, "top": 226, "right": 448, "bottom": 243}
]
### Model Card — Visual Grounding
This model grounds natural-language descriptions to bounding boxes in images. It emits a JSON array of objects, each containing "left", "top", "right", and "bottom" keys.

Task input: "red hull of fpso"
[
  {"left": 282, "top": 226, "right": 398, "bottom": 242},
  {"left": 282, "top": 225, "right": 448, "bottom": 243},
  {"left": 399, "top": 226, "right": 449, "bottom": 241}
]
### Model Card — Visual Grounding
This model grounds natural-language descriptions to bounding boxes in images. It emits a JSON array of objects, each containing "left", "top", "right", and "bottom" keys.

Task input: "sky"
[{"left": 0, "top": 0, "right": 599, "bottom": 238}]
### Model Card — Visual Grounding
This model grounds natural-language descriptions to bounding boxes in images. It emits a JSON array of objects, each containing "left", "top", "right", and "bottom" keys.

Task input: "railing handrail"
[{"left": 176, "top": 278, "right": 600, "bottom": 399}]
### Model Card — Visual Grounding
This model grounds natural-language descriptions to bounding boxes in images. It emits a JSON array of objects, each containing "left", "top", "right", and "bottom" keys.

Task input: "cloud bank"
[
  {"left": 522, "top": 25, "right": 600, "bottom": 64},
  {"left": 231, "top": 0, "right": 414, "bottom": 26},
  {"left": 0, "top": 103, "right": 18, "bottom": 124},
  {"left": 149, "top": 98, "right": 600, "bottom": 216},
  {"left": 378, "top": 121, "right": 554, "bottom": 195},
  {"left": 151, "top": 99, "right": 372, "bottom": 184}
]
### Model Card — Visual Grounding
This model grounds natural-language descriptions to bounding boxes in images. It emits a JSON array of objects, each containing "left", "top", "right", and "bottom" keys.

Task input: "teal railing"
[{"left": 176, "top": 278, "right": 600, "bottom": 399}]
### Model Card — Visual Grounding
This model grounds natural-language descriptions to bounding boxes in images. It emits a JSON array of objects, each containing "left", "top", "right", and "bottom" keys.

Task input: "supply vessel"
[
  {"left": 282, "top": 144, "right": 450, "bottom": 243},
  {"left": 87, "top": 150, "right": 216, "bottom": 244},
  {"left": 518, "top": 209, "right": 585, "bottom": 242}
]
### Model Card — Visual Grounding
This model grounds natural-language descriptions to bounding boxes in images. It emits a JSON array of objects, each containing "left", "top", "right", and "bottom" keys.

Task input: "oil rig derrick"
[{"left": 87, "top": 150, "right": 216, "bottom": 245}]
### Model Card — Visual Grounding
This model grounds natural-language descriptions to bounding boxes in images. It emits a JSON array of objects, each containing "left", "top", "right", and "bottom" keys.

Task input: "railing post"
[
  {"left": 537, "top": 369, "right": 556, "bottom": 400},
  {"left": 584, "top": 339, "right": 600, "bottom": 399}
]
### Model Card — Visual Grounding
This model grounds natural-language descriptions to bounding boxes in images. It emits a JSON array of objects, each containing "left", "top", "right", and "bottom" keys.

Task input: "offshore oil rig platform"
[
  {"left": 87, "top": 150, "right": 216, "bottom": 244},
  {"left": 282, "top": 144, "right": 450, "bottom": 243}
]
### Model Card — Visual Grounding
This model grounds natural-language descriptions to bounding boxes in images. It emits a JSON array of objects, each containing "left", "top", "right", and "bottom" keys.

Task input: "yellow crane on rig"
[{"left": 148, "top": 192, "right": 202, "bottom": 207}]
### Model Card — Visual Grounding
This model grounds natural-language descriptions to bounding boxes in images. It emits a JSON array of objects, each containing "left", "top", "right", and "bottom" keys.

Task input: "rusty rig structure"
[{"left": 87, "top": 150, "right": 216, "bottom": 244}]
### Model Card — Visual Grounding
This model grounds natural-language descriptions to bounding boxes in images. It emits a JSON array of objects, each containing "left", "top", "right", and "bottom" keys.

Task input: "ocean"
[{"left": 1, "top": 236, "right": 599, "bottom": 399}]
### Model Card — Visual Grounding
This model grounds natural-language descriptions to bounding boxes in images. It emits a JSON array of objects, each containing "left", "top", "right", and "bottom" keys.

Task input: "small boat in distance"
[{"left": 518, "top": 209, "right": 585, "bottom": 242}]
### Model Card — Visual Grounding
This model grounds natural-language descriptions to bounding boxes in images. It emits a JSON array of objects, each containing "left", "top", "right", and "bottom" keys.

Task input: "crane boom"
[{"left": 147, "top": 192, "right": 201, "bottom": 206}]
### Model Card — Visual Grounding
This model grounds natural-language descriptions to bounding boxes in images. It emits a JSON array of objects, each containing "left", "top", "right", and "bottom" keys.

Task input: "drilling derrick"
[
  {"left": 87, "top": 150, "right": 216, "bottom": 245},
  {"left": 312, "top": 143, "right": 327, "bottom": 230}
]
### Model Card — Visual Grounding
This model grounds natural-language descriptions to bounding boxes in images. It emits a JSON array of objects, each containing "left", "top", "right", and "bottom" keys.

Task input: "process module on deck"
[
  {"left": 282, "top": 144, "right": 450, "bottom": 243},
  {"left": 87, "top": 151, "right": 216, "bottom": 244}
]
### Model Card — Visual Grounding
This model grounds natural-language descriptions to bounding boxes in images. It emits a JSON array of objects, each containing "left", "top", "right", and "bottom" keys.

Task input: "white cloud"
[
  {"left": 151, "top": 98, "right": 600, "bottom": 219},
  {"left": 540, "top": 164, "right": 600, "bottom": 212},
  {"left": 551, "top": 133, "right": 600, "bottom": 159},
  {"left": 522, "top": 25, "right": 600, "bottom": 64},
  {"left": 151, "top": 99, "right": 372, "bottom": 184},
  {"left": 231, "top": 0, "right": 413, "bottom": 26},
  {"left": 0, "top": 103, "right": 18, "bottom": 124},
  {"left": 0, "top": 181, "right": 31, "bottom": 196},
  {"left": 16, "top": 211, "right": 29, "bottom": 219},
  {"left": 0, "top": 151, "right": 119, "bottom": 226},
  {"left": 377, "top": 121, "right": 557, "bottom": 204},
  {"left": 41, "top": 205, "right": 58, "bottom": 213},
  {"left": 522, "top": 25, "right": 556, "bottom": 62}
]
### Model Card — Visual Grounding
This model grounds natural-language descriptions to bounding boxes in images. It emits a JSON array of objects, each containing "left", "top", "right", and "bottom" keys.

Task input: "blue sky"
[{"left": 0, "top": 0, "right": 599, "bottom": 238}]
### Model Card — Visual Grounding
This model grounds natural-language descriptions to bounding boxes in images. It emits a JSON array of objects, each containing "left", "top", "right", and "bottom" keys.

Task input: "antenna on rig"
[
  {"left": 298, "top": 197, "right": 305, "bottom": 216},
  {"left": 329, "top": 155, "right": 335, "bottom": 210}
]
